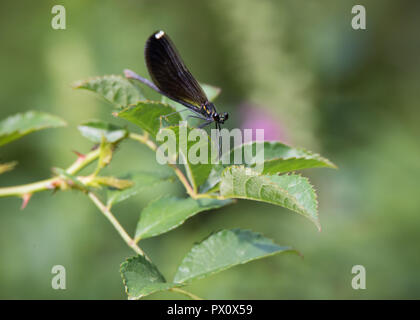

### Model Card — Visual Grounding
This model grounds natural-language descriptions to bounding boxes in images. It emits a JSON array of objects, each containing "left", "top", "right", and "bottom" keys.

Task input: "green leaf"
[
  {"left": 120, "top": 255, "right": 176, "bottom": 299},
  {"left": 0, "top": 111, "right": 66, "bottom": 147},
  {"left": 135, "top": 196, "right": 232, "bottom": 240},
  {"left": 201, "top": 141, "right": 335, "bottom": 193},
  {"left": 174, "top": 229, "right": 293, "bottom": 284},
  {"left": 0, "top": 161, "right": 17, "bottom": 175},
  {"left": 106, "top": 171, "right": 175, "bottom": 207},
  {"left": 219, "top": 166, "right": 320, "bottom": 230},
  {"left": 158, "top": 125, "right": 217, "bottom": 191},
  {"left": 73, "top": 75, "right": 145, "bottom": 107},
  {"left": 228, "top": 141, "right": 337, "bottom": 174},
  {"left": 117, "top": 101, "right": 181, "bottom": 137},
  {"left": 78, "top": 120, "right": 128, "bottom": 143},
  {"left": 161, "top": 83, "right": 221, "bottom": 120}
]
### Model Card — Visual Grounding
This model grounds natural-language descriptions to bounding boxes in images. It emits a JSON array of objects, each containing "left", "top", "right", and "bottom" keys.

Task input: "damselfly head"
[
  {"left": 213, "top": 112, "right": 229, "bottom": 124},
  {"left": 221, "top": 112, "right": 229, "bottom": 122}
]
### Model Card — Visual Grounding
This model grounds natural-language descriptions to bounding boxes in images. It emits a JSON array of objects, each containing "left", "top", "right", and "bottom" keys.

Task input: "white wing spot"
[{"left": 155, "top": 31, "right": 165, "bottom": 39}]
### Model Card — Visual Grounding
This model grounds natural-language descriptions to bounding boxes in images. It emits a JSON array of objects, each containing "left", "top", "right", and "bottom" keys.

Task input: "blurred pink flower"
[{"left": 239, "top": 102, "right": 288, "bottom": 143}]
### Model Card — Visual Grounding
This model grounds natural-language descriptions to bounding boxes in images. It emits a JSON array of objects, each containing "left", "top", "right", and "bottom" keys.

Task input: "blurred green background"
[{"left": 1, "top": 0, "right": 419, "bottom": 299}]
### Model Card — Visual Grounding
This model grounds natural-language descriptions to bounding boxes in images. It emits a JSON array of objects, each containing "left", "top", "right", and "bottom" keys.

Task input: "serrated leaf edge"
[
  {"left": 173, "top": 228, "right": 296, "bottom": 284},
  {"left": 232, "top": 141, "right": 337, "bottom": 169},
  {"left": 220, "top": 165, "right": 320, "bottom": 230}
]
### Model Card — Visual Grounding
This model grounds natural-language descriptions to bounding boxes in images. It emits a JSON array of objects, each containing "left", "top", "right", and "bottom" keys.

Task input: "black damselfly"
[{"left": 124, "top": 30, "right": 228, "bottom": 156}]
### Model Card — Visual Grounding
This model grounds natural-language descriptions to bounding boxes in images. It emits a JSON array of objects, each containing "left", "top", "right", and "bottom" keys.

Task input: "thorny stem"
[
  {"left": 0, "top": 148, "right": 100, "bottom": 197},
  {"left": 67, "top": 148, "right": 101, "bottom": 175},
  {"left": 0, "top": 146, "right": 151, "bottom": 258},
  {"left": 0, "top": 131, "right": 207, "bottom": 300}
]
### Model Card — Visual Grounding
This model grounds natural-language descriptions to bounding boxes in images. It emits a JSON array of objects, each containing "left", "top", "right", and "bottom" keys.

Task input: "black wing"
[{"left": 145, "top": 31, "right": 209, "bottom": 108}]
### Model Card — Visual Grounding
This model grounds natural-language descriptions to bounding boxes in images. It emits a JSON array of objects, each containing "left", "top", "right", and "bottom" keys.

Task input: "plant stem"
[
  {"left": 87, "top": 191, "right": 151, "bottom": 261},
  {"left": 67, "top": 148, "right": 101, "bottom": 175},
  {"left": 0, "top": 148, "right": 100, "bottom": 198},
  {"left": 129, "top": 132, "right": 157, "bottom": 151},
  {"left": 0, "top": 177, "right": 55, "bottom": 197},
  {"left": 129, "top": 132, "right": 195, "bottom": 198},
  {"left": 0, "top": 133, "right": 204, "bottom": 300},
  {"left": 169, "top": 164, "right": 195, "bottom": 197},
  {"left": 88, "top": 191, "right": 202, "bottom": 300},
  {"left": 170, "top": 287, "right": 203, "bottom": 300},
  {"left": 194, "top": 193, "right": 227, "bottom": 200}
]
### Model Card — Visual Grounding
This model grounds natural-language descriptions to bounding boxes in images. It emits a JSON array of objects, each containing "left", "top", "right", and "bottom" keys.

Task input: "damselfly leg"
[{"left": 160, "top": 109, "right": 189, "bottom": 121}]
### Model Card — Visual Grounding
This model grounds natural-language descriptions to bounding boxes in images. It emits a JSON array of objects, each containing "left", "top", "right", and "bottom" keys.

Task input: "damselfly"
[{"left": 124, "top": 30, "right": 228, "bottom": 155}]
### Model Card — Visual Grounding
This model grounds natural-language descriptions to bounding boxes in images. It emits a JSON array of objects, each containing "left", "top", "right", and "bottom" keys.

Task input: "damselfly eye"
[
  {"left": 213, "top": 113, "right": 220, "bottom": 121},
  {"left": 222, "top": 112, "right": 229, "bottom": 121}
]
